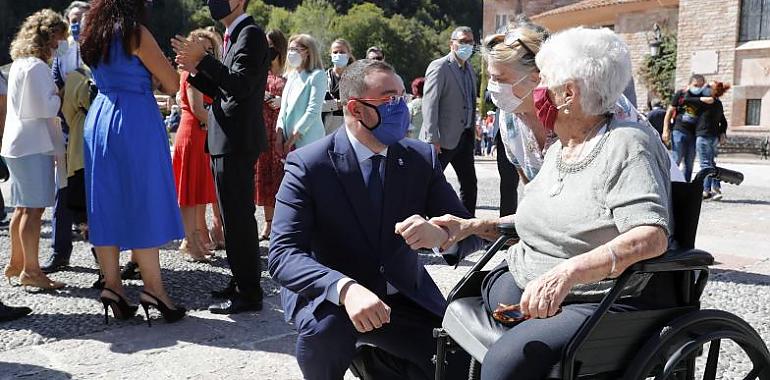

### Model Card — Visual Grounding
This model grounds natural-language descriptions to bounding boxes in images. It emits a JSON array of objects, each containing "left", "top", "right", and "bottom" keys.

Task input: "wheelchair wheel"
[{"left": 623, "top": 309, "right": 770, "bottom": 380}]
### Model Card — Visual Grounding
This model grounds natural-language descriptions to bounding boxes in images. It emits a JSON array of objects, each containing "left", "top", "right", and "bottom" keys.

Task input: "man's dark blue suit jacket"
[{"left": 268, "top": 128, "right": 483, "bottom": 323}]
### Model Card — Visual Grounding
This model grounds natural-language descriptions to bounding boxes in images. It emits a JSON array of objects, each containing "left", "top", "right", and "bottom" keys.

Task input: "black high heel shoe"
[
  {"left": 139, "top": 291, "right": 186, "bottom": 327},
  {"left": 100, "top": 288, "right": 138, "bottom": 324}
]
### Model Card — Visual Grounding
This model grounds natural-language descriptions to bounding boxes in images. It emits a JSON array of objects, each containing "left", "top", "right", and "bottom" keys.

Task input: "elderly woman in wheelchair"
[
  {"left": 427, "top": 25, "right": 769, "bottom": 380},
  {"left": 432, "top": 27, "right": 675, "bottom": 379}
]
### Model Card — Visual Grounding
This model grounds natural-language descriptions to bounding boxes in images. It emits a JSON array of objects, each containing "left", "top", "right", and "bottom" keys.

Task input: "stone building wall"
[
  {"left": 675, "top": 0, "right": 741, "bottom": 125},
  {"left": 615, "top": 8, "right": 679, "bottom": 111}
]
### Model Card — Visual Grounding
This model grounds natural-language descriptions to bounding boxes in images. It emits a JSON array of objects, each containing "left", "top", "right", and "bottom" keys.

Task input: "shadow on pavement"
[
  {"left": 710, "top": 268, "right": 770, "bottom": 285},
  {"left": 0, "top": 362, "right": 72, "bottom": 379},
  {"left": 713, "top": 199, "right": 770, "bottom": 206}
]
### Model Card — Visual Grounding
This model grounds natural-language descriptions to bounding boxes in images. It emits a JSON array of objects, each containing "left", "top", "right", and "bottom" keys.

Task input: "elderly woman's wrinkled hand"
[
  {"left": 520, "top": 263, "right": 576, "bottom": 319},
  {"left": 429, "top": 214, "right": 471, "bottom": 251}
]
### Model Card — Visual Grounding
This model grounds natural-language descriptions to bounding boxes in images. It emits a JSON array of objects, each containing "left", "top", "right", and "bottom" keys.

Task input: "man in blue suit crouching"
[{"left": 268, "top": 59, "right": 482, "bottom": 380}]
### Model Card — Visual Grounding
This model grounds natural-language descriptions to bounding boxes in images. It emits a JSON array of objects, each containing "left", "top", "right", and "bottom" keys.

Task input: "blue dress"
[{"left": 84, "top": 38, "right": 183, "bottom": 249}]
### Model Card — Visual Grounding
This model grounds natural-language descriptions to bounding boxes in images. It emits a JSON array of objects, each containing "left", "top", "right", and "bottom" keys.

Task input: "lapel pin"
[{"left": 397, "top": 158, "right": 404, "bottom": 167}]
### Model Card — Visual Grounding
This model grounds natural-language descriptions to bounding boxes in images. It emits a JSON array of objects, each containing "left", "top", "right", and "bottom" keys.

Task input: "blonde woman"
[
  {"left": 2, "top": 9, "right": 68, "bottom": 290},
  {"left": 172, "top": 29, "right": 221, "bottom": 262},
  {"left": 275, "top": 34, "right": 328, "bottom": 153},
  {"left": 322, "top": 38, "right": 355, "bottom": 134}
]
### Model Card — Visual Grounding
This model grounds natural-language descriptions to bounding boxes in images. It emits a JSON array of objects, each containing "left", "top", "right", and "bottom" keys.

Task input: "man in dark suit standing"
[
  {"left": 268, "top": 60, "right": 481, "bottom": 380},
  {"left": 172, "top": 0, "right": 268, "bottom": 314}
]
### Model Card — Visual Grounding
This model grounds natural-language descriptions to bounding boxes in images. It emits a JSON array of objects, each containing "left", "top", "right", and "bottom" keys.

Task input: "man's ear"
[{"left": 346, "top": 100, "right": 361, "bottom": 119}]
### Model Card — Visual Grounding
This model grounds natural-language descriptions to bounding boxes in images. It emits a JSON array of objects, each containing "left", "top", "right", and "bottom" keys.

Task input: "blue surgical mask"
[
  {"left": 331, "top": 53, "right": 349, "bottom": 68},
  {"left": 689, "top": 86, "right": 703, "bottom": 95},
  {"left": 455, "top": 43, "right": 474, "bottom": 62},
  {"left": 70, "top": 22, "right": 80, "bottom": 41},
  {"left": 701, "top": 86, "right": 712, "bottom": 97},
  {"left": 358, "top": 97, "right": 410, "bottom": 146}
]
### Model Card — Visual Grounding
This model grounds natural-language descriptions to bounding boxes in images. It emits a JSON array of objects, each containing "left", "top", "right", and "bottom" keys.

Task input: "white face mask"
[
  {"left": 487, "top": 75, "right": 531, "bottom": 113},
  {"left": 287, "top": 51, "right": 303, "bottom": 68}
]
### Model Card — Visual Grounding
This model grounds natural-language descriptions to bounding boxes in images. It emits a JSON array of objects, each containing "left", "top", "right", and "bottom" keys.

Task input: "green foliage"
[
  {"left": 267, "top": 7, "right": 293, "bottom": 34},
  {"left": 291, "top": 0, "right": 338, "bottom": 50},
  {"left": 246, "top": 0, "right": 273, "bottom": 28},
  {"left": 638, "top": 31, "right": 677, "bottom": 107}
]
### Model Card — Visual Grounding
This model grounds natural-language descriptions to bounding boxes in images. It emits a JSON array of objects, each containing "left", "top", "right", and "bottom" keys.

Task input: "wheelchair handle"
[{"left": 692, "top": 166, "right": 744, "bottom": 186}]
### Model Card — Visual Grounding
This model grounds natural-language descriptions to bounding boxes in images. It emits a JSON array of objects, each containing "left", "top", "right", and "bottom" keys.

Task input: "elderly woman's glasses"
[{"left": 288, "top": 47, "right": 307, "bottom": 53}]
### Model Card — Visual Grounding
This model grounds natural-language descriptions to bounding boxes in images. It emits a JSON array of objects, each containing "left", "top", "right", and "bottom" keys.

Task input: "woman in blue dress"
[{"left": 80, "top": 0, "right": 185, "bottom": 325}]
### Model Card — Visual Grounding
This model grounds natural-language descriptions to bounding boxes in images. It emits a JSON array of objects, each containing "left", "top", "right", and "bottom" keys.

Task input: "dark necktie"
[{"left": 368, "top": 155, "right": 384, "bottom": 228}]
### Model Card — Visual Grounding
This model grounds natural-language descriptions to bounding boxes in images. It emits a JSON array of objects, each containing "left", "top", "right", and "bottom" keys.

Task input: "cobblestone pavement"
[{"left": 0, "top": 156, "right": 768, "bottom": 379}]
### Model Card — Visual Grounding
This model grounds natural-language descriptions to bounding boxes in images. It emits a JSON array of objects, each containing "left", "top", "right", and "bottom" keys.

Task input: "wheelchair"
[{"left": 433, "top": 167, "right": 770, "bottom": 380}]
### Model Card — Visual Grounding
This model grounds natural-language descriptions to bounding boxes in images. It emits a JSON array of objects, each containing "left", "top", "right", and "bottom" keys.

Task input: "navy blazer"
[{"left": 268, "top": 128, "right": 483, "bottom": 322}]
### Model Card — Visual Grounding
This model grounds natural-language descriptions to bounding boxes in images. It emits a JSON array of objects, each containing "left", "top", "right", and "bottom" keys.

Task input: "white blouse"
[{"left": 1, "top": 57, "right": 62, "bottom": 158}]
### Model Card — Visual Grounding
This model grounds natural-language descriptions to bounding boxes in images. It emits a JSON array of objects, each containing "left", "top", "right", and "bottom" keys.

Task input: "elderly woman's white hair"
[{"left": 535, "top": 27, "right": 632, "bottom": 116}]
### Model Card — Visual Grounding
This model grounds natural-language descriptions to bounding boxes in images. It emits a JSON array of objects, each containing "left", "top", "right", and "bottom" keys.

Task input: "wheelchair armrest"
[
  {"left": 627, "top": 248, "right": 714, "bottom": 274},
  {"left": 497, "top": 223, "right": 518, "bottom": 238}
]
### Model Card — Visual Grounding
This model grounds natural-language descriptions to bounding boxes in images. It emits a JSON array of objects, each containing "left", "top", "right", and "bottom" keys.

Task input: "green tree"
[
  {"left": 639, "top": 31, "right": 677, "bottom": 107},
  {"left": 246, "top": 0, "right": 273, "bottom": 28},
  {"left": 290, "top": 0, "right": 337, "bottom": 50},
  {"left": 267, "top": 7, "right": 293, "bottom": 33}
]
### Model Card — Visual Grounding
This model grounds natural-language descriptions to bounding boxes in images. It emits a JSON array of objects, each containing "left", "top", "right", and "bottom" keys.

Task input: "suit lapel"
[
  {"left": 224, "top": 16, "right": 253, "bottom": 63},
  {"left": 445, "top": 54, "right": 466, "bottom": 94},
  {"left": 380, "top": 143, "right": 409, "bottom": 249},
  {"left": 329, "top": 129, "right": 379, "bottom": 249}
]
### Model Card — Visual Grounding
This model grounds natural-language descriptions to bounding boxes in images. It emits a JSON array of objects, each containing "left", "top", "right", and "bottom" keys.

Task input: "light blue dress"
[{"left": 84, "top": 37, "right": 183, "bottom": 249}]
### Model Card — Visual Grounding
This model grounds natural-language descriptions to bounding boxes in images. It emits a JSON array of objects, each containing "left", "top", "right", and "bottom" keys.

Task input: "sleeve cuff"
[
  {"left": 326, "top": 277, "right": 356, "bottom": 306},
  {"left": 432, "top": 243, "right": 458, "bottom": 256}
]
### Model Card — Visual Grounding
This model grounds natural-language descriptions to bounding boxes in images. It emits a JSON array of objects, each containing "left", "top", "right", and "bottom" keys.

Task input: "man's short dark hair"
[
  {"left": 689, "top": 74, "right": 706, "bottom": 84},
  {"left": 339, "top": 59, "right": 396, "bottom": 111}
]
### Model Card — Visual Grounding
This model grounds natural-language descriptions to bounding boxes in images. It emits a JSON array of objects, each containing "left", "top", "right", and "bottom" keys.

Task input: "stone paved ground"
[{"left": 0, "top": 155, "right": 768, "bottom": 379}]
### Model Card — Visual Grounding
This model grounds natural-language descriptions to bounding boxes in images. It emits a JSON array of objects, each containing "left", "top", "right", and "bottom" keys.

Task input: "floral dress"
[{"left": 254, "top": 72, "right": 287, "bottom": 206}]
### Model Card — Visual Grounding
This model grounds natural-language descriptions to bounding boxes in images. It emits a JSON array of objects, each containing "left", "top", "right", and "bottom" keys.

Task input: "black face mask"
[
  {"left": 207, "top": 0, "right": 234, "bottom": 21},
  {"left": 269, "top": 47, "right": 279, "bottom": 62}
]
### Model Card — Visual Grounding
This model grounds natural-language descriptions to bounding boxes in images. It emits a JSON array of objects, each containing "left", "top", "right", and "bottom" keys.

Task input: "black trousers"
[
  {"left": 210, "top": 154, "right": 262, "bottom": 301},
  {"left": 295, "top": 294, "right": 470, "bottom": 380},
  {"left": 439, "top": 129, "right": 477, "bottom": 215},
  {"left": 495, "top": 132, "right": 519, "bottom": 217}
]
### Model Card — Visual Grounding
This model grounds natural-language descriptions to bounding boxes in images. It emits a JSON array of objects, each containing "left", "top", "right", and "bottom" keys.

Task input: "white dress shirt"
[
  {"left": 325, "top": 127, "right": 456, "bottom": 305},
  {"left": 54, "top": 37, "right": 81, "bottom": 81},
  {"left": 224, "top": 13, "right": 250, "bottom": 52},
  {"left": 1, "top": 57, "right": 62, "bottom": 158}
]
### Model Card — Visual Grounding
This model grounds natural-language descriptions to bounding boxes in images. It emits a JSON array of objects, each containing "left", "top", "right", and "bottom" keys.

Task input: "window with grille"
[
  {"left": 746, "top": 99, "right": 762, "bottom": 126},
  {"left": 740, "top": 0, "right": 770, "bottom": 41}
]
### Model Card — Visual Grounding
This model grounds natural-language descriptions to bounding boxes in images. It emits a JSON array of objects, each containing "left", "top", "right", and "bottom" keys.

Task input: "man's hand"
[
  {"left": 429, "top": 214, "right": 473, "bottom": 251},
  {"left": 433, "top": 143, "right": 442, "bottom": 154},
  {"left": 340, "top": 282, "right": 391, "bottom": 333},
  {"left": 171, "top": 35, "right": 207, "bottom": 75},
  {"left": 395, "top": 215, "right": 449, "bottom": 250}
]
